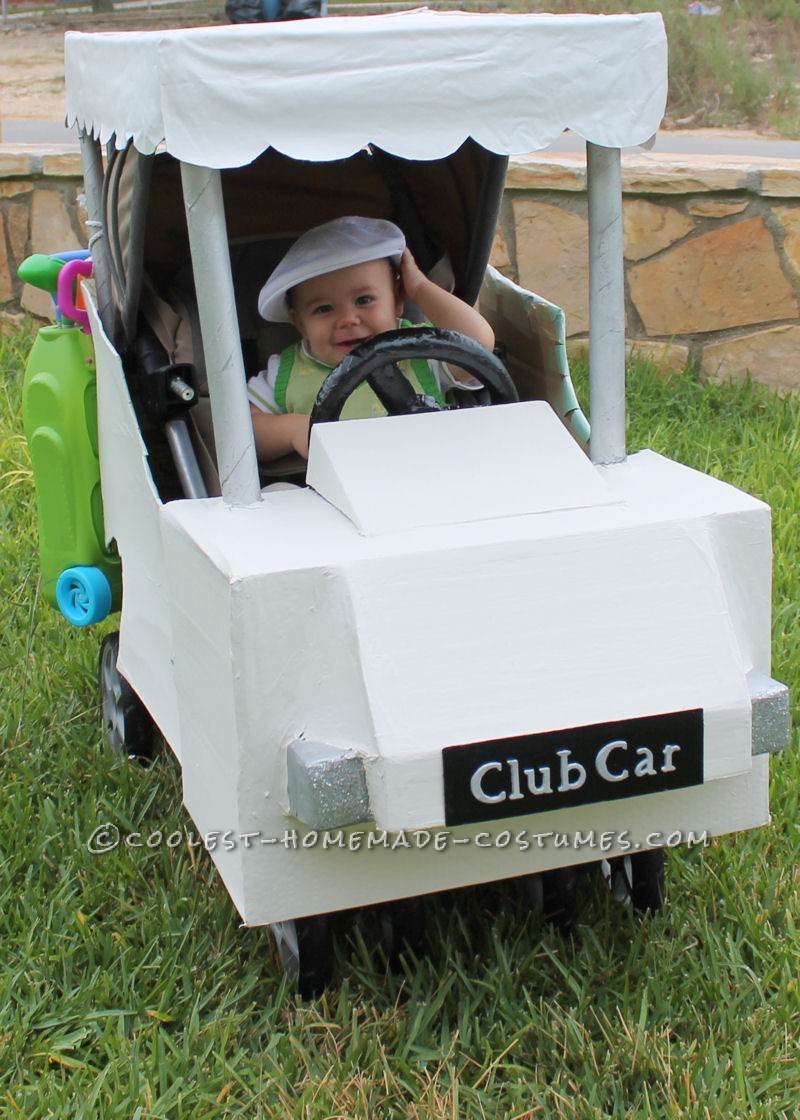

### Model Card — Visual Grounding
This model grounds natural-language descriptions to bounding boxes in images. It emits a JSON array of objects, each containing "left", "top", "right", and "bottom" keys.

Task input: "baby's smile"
[{"left": 337, "top": 335, "right": 371, "bottom": 351}]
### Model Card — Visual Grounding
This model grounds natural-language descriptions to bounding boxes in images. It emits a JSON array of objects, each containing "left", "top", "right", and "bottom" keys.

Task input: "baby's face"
[{"left": 289, "top": 258, "right": 402, "bottom": 368}]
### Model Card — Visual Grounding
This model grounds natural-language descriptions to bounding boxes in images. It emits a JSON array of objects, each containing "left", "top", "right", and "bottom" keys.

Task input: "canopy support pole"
[
  {"left": 180, "top": 162, "right": 261, "bottom": 508},
  {"left": 78, "top": 132, "right": 116, "bottom": 333},
  {"left": 586, "top": 143, "right": 626, "bottom": 465}
]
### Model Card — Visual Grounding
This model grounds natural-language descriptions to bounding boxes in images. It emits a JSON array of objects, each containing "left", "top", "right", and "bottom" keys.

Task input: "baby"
[{"left": 248, "top": 215, "right": 495, "bottom": 460}]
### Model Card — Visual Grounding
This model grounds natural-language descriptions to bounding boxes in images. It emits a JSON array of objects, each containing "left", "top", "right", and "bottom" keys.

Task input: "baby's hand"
[
  {"left": 250, "top": 407, "right": 310, "bottom": 462},
  {"left": 399, "top": 248, "right": 427, "bottom": 303}
]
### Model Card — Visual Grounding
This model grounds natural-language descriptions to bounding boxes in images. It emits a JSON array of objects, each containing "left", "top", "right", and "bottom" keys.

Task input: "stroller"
[{"left": 22, "top": 10, "right": 790, "bottom": 995}]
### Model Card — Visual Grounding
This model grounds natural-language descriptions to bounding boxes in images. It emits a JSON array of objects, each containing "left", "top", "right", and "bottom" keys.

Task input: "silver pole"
[
  {"left": 179, "top": 162, "right": 261, "bottom": 508},
  {"left": 78, "top": 131, "right": 116, "bottom": 331},
  {"left": 165, "top": 418, "right": 209, "bottom": 499},
  {"left": 586, "top": 143, "right": 626, "bottom": 465}
]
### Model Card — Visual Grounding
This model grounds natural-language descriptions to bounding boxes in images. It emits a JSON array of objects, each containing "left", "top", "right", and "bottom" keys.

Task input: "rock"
[
  {"left": 0, "top": 153, "right": 35, "bottom": 177},
  {"left": 513, "top": 199, "right": 589, "bottom": 336},
  {"left": 7, "top": 201, "right": 30, "bottom": 264},
  {"left": 773, "top": 205, "right": 800, "bottom": 279},
  {"left": 0, "top": 219, "right": 13, "bottom": 302},
  {"left": 623, "top": 200, "right": 694, "bottom": 262},
  {"left": 618, "top": 154, "right": 755, "bottom": 195},
  {"left": 628, "top": 217, "right": 797, "bottom": 336},
  {"left": 567, "top": 338, "right": 691, "bottom": 376},
  {"left": 489, "top": 225, "right": 513, "bottom": 278},
  {"left": 506, "top": 154, "right": 586, "bottom": 192},
  {"left": 626, "top": 339, "right": 692, "bottom": 373},
  {"left": 22, "top": 187, "right": 83, "bottom": 317},
  {"left": 30, "top": 187, "right": 81, "bottom": 254},
  {"left": 761, "top": 169, "right": 800, "bottom": 199},
  {"left": 701, "top": 325, "right": 800, "bottom": 395},
  {"left": 686, "top": 199, "right": 749, "bottom": 218},
  {"left": 0, "top": 179, "right": 34, "bottom": 199},
  {"left": 40, "top": 154, "right": 83, "bottom": 177}
]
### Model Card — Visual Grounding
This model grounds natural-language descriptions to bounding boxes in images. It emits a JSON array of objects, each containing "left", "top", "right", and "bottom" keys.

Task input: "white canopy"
[{"left": 65, "top": 9, "right": 667, "bottom": 168}]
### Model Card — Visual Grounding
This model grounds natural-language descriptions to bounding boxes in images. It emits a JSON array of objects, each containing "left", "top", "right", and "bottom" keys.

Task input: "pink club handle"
[{"left": 57, "top": 257, "right": 93, "bottom": 332}]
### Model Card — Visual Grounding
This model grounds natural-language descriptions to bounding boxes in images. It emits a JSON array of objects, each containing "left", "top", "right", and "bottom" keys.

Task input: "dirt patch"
[
  {"left": 1, "top": 28, "right": 72, "bottom": 118},
  {"left": 0, "top": 4, "right": 226, "bottom": 119}
]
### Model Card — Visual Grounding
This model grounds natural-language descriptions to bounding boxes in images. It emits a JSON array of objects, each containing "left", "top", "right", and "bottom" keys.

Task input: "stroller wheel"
[
  {"left": 521, "top": 867, "right": 580, "bottom": 935},
  {"left": 601, "top": 848, "right": 665, "bottom": 913},
  {"left": 270, "top": 915, "right": 334, "bottom": 998},
  {"left": 541, "top": 866, "right": 580, "bottom": 934},
  {"left": 520, "top": 872, "right": 543, "bottom": 913},
  {"left": 379, "top": 896, "right": 428, "bottom": 971},
  {"left": 98, "top": 632, "right": 154, "bottom": 764}
]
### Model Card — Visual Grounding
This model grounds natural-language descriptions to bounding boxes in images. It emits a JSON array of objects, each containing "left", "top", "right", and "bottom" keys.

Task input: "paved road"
[
  {"left": 3, "top": 119, "right": 799, "bottom": 158},
  {"left": 548, "top": 128, "right": 800, "bottom": 160},
  {"left": 1, "top": 120, "right": 77, "bottom": 143}
]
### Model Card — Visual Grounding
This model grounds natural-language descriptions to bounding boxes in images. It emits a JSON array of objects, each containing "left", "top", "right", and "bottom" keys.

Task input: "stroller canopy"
[{"left": 65, "top": 10, "right": 667, "bottom": 167}]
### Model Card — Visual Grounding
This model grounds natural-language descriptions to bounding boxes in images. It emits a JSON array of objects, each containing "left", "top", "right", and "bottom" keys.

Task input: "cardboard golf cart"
[{"left": 22, "top": 10, "right": 791, "bottom": 994}]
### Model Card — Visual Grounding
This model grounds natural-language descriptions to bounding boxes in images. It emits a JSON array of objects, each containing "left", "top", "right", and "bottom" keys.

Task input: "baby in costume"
[{"left": 247, "top": 215, "right": 495, "bottom": 460}]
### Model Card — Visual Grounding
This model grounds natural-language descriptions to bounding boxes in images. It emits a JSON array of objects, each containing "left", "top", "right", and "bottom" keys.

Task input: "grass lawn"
[{"left": 1, "top": 321, "right": 798, "bottom": 1118}]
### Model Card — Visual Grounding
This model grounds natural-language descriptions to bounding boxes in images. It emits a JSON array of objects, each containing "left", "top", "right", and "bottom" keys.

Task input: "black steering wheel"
[{"left": 309, "top": 327, "right": 517, "bottom": 428}]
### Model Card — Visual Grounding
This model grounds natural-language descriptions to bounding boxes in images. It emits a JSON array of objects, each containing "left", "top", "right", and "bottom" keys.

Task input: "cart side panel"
[
  {"left": 159, "top": 513, "right": 248, "bottom": 913},
  {"left": 90, "top": 294, "right": 182, "bottom": 755},
  {"left": 480, "top": 265, "right": 590, "bottom": 446}
]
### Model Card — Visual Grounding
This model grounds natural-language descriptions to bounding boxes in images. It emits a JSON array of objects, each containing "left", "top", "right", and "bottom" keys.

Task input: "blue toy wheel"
[{"left": 56, "top": 565, "right": 112, "bottom": 626}]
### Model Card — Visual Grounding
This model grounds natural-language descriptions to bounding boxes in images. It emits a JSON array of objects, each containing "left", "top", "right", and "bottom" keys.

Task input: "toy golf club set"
[{"left": 20, "top": 11, "right": 791, "bottom": 995}]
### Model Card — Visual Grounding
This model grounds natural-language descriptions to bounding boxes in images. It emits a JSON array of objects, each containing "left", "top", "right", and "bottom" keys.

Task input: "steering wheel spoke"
[{"left": 367, "top": 362, "right": 429, "bottom": 414}]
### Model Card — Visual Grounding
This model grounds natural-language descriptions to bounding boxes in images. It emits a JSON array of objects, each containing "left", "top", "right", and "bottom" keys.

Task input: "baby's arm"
[
  {"left": 250, "top": 406, "right": 310, "bottom": 460},
  {"left": 400, "top": 249, "right": 495, "bottom": 355}
]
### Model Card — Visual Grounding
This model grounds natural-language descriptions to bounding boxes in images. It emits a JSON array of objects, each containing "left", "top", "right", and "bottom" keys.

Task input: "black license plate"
[{"left": 442, "top": 710, "right": 704, "bottom": 827}]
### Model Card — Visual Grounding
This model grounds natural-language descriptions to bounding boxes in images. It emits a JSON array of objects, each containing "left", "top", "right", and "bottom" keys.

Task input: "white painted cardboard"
[
  {"left": 153, "top": 437, "right": 771, "bottom": 921},
  {"left": 90, "top": 293, "right": 182, "bottom": 757},
  {"left": 229, "top": 754, "right": 768, "bottom": 925},
  {"left": 89, "top": 290, "right": 776, "bottom": 928},
  {"left": 65, "top": 11, "right": 667, "bottom": 163},
  {"left": 306, "top": 402, "right": 616, "bottom": 535},
  {"left": 597, "top": 450, "right": 774, "bottom": 674}
]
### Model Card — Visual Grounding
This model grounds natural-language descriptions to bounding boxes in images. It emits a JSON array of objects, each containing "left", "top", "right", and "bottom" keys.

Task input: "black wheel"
[
  {"left": 98, "top": 632, "right": 155, "bottom": 763},
  {"left": 520, "top": 872, "right": 543, "bottom": 913},
  {"left": 270, "top": 915, "right": 334, "bottom": 998},
  {"left": 309, "top": 326, "right": 517, "bottom": 428},
  {"left": 541, "top": 867, "right": 580, "bottom": 934},
  {"left": 521, "top": 867, "right": 580, "bottom": 935},
  {"left": 380, "top": 896, "right": 427, "bottom": 971},
  {"left": 602, "top": 848, "right": 665, "bottom": 914}
]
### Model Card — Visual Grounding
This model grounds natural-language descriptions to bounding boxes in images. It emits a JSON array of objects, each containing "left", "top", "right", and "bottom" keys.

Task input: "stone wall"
[
  {"left": 493, "top": 150, "right": 800, "bottom": 394},
  {"left": 3, "top": 144, "right": 800, "bottom": 393},
  {"left": 1, "top": 148, "right": 89, "bottom": 323}
]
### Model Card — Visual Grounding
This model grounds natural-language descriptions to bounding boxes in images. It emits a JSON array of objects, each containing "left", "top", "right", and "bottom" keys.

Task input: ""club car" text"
[{"left": 469, "top": 739, "right": 682, "bottom": 805}]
